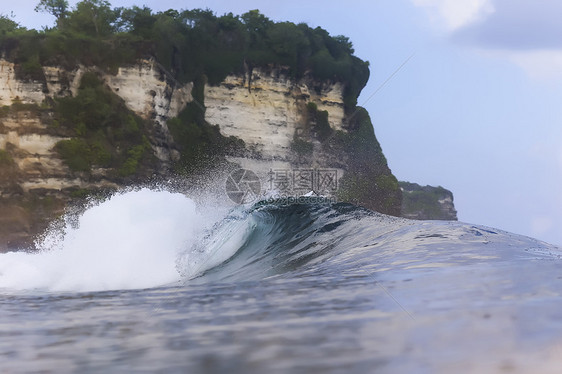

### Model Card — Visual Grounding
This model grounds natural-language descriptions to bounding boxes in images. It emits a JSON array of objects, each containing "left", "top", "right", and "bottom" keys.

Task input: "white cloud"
[
  {"left": 412, "top": 0, "right": 562, "bottom": 80},
  {"left": 412, "top": 0, "right": 495, "bottom": 31},
  {"left": 506, "top": 50, "right": 562, "bottom": 81},
  {"left": 475, "top": 48, "right": 562, "bottom": 81},
  {"left": 452, "top": 0, "right": 562, "bottom": 50}
]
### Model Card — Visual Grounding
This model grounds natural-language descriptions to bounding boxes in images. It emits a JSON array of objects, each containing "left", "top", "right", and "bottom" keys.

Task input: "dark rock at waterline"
[{"left": 400, "top": 181, "right": 458, "bottom": 221}]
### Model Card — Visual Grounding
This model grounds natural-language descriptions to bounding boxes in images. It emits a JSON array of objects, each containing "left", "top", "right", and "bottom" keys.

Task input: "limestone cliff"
[
  {"left": 204, "top": 67, "right": 348, "bottom": 179},
  {"left": 205, "top": 68, "right": 345, "bottom": 159},
  {"left": 0, "top": 59, "right": 401, "bottom": 251},
  {"left": 399, "top": 182, "right": 458, "bottom": 221}
]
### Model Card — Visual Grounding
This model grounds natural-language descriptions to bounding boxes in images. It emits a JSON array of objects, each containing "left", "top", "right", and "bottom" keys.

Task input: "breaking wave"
[{"left": 0, "top": 189, "right": 559, "bottom": 292}]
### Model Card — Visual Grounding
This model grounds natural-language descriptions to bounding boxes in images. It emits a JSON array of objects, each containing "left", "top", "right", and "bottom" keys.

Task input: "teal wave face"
[{"left": 185, "top": 200, "right": 560, "bottom": 284}]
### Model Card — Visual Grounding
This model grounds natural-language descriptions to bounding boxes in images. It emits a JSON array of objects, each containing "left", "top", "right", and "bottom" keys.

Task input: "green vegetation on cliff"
[
  {"left": 335, "top": 108, "right": 401, "bottom": 216},
  {"left": 0, "top": 149, "right": 13, "bottom": 165},
  {"left": 47, "top": 72, "right": 242, "bottom": 177},
  {"left": 306, "top": 102, "right": 332, "bottom": 142},
  {"left": 167, "top": 78, "right": 245, "bottom": 174},
  {"left": 399, "top": 182, "right": 457, "bottom": 220},
  {"left": 51, "top": 72, "right": 153, "bottom": 177},
  {"left": 0, "top": 2, "right": 369, "bottom": 109}
]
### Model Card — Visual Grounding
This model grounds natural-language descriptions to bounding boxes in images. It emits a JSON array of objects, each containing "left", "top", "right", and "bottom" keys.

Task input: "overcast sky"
[{"left": 6, "top": 0, "right": 562, "bottom": 245}]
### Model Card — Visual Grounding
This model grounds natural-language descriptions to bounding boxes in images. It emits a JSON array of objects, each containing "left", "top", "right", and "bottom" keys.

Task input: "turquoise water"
[{"left": 1, "top": 190, "right": 561, "bottom": 373}]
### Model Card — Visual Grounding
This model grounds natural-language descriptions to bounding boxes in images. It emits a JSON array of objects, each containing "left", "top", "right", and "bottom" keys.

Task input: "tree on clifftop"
[
  {"left": 35, "top": 0, "right": 69, "bottom": 22},
  {"left": 0, "top": 14, "right": 21, "bottom": 35},
  {"left": 65, "top": 0, "right": 117, "bottom": 37}
]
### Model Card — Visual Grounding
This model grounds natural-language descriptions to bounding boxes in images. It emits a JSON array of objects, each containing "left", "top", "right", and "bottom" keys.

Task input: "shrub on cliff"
[
  {"left": 291, "top": 137, "right": 314, "bottom": 156},
  {"left": 306, "top": 103, "right": 332, "bottom": 142},
  {"left": 167, "top": 80, "right": 246, "bottom": 174},
  {"left": 53, "top": 72, "right": 153, "bottom": 177},
  {"left": 0, "top": 149, "right": 13, "bottom": 165},
  {"left": 55, "top": 138, "right": 95, "bottom": 172}
]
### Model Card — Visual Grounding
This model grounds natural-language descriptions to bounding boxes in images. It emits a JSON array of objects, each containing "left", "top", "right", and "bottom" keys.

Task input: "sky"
[{"left": 5, "top": 0, "right": 562, "bottom": 246}]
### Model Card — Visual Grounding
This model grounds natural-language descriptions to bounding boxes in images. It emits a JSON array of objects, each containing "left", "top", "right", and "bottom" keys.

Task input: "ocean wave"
[{"left": 0, "top": 189, "right": 559, "bottom": 293}]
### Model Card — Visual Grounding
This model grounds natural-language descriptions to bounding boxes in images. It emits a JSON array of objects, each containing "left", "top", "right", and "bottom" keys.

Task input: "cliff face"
[
  {"left": 399, "top": 182, "right": 458, "bottom": 221},
  {"left": 0, "top": 59, "right": 400, "bottom": 251},
  {"left": 205, "top": 68, "right": 345, "bottom": 159},
  {"left": 0, "top": 59, "right": 193, "bottom": 191},
  {"left": 204, "top": 67, "right": 349, "bottom": 180},
  {"left": 0, "top": 60, "right": 45, "bottom": 105}
]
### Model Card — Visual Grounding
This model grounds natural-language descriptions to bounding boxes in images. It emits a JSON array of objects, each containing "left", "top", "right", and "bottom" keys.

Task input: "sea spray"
[{"left": 0, "top": 189, "right": 201, "bottom": 292}]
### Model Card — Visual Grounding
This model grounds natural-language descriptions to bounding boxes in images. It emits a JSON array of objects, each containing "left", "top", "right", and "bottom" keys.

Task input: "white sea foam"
[{"left": 0, "top": 189, "right": 206, "bottom": 292}]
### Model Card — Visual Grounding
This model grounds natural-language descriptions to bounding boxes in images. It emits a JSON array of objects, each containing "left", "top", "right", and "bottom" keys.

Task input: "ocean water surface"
[{"left": 1, "top": 189, "right": 561, "bottom": 373}]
